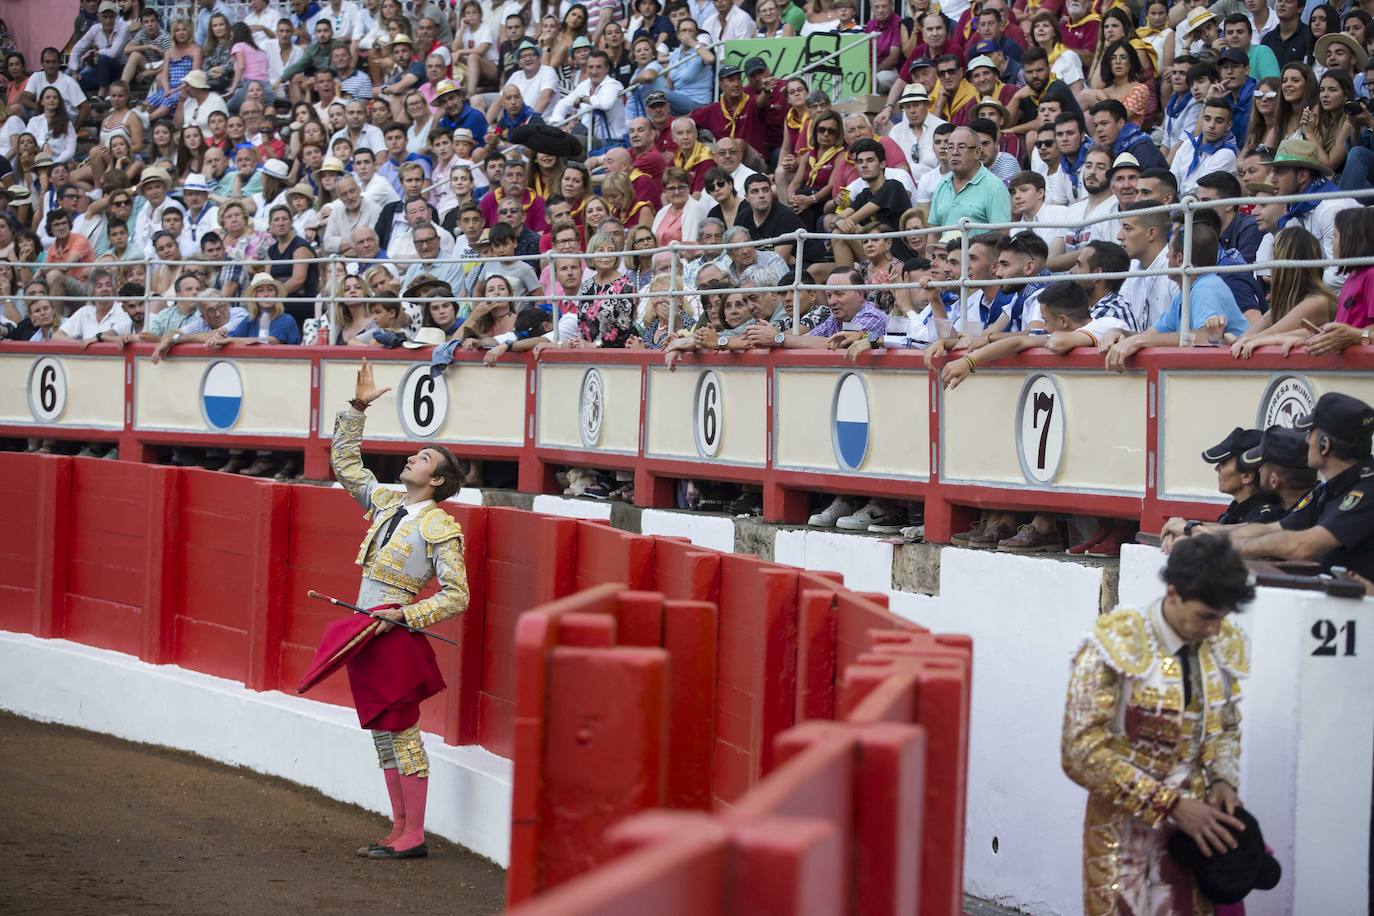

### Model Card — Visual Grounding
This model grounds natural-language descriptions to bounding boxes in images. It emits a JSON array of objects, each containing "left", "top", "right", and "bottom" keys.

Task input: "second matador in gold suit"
[
  {"left": 1062, "top": 535, "right": 1254, "bottom": 915},
  {"left": 331, "top": 360, "right": 470, "bottom": 860}
]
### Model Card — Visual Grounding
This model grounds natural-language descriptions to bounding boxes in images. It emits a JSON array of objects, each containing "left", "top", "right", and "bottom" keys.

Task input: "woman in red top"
[
  {"left": 786, "top": 109, "right": 845, "bottom": 261},
  {"left": 776, "top": 78, "right": 814, "bottom": 186},
  {"left": 560, "top": 162, "right": 591, "bottom": 240}
]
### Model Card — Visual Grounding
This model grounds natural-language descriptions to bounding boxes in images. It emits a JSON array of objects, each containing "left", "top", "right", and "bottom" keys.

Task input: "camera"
[{"left": 1346, "top": 97, "right": 1374, "bottom": 117}]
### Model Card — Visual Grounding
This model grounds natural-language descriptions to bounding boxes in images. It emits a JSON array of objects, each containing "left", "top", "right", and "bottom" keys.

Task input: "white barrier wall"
[
  {"left": 0, "top": 352, "right": 125, "bottom": 430},
  {"left": 0, "top": 633, "right": 512, "bottom": 866}
]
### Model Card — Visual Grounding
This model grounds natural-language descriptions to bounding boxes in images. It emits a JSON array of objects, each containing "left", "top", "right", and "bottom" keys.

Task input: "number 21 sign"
[{"left": 1015, "top": 373, "right": 1065, "bottom": 485}]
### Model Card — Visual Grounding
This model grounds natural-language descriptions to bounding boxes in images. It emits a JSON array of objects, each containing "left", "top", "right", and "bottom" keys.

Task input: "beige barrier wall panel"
[
  {"left": 1161, "top": 370, "right": 1374, "bottom": 499},
  {"left": 944, "top": 370, "right": 1146, "bottom": 493},
  {"left": 645, "top": 366, "right": 767, "bottom": 466},
  {"left": 318, "top": 359, "right": 525, "bottom": 445},
  {"left": 774, "top": 367, "right": 930, "bottom": 479},
  {"left": 0, "top": 353, "right": 125, "bottom": 429},
  {"left": 537, "top": 363, "right": 641, "bottom": 455},
  {"left": 134, "top": 357, "right": 312, "bottom": 436}
]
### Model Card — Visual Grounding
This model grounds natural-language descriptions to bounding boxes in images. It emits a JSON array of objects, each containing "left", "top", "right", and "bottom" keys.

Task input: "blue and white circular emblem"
[
  {"left": 831, "top": 372, "right": 870, "bottom": 471},
  {"left": 200, "top": 360, "right": 243, "bottom": 431}
]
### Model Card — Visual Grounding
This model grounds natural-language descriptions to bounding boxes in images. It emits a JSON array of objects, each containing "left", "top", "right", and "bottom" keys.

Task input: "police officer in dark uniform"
[
  {"left": 1159, "top": 428, "right": 1279, "bottom": 548},
  {"left": 1238, "top": 425, "right": 1318, "bottom": 515},
  {"left": 1206, "top": 427, "right": 1282, "bottom": 525},
  {"left": 1198, "top": 393, "right": 1374, "bottom": 579}
]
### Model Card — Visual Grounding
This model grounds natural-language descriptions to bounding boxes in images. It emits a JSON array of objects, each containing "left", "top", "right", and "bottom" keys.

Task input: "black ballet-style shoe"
[{"left": 367, "top": 843, "right": 429, "bottom": 859}]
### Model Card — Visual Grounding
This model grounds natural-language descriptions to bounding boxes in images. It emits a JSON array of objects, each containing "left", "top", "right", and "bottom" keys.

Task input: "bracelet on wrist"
[{"left": 349, "top": 398, "right": 369, "bottom": 412}]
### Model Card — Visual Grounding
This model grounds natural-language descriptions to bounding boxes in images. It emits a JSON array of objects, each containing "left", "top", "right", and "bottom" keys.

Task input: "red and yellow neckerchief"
[
  {"left": 719, "top": 93, "right": 750, "bottom": 137},
  {"left": 531, "top": 170, "right": 560, "bottom": 200},
  {"left": 1066, "top": 11, "right": 1101, "bottom": 29},
  {"left": 804, "top": 143, "right": 844, "bottom": 186},
  {"left": 1046, "top": 41, "right": 1071, "bottom": 65},
  {"left": 623, "top": 199, "right": 650, "bottom": 224},
  {"left": 1032, "top": 73, "right": 1061, "bottom": 104},
  {"left": 675, "top": 141, "right": 714, "bottom": 172},
  {"left": 786, "top": 107, "right": 812, "bottom": 155},
  {"left": 935, "top": 79, "right": 979, "bottom": 122}
]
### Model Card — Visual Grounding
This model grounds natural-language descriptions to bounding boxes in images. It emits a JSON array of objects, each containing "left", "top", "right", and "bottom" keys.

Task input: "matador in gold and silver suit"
[
  {"left": 331, "top": 407, "right": 469, "bottom": 781},
  {"left": 1062, "top": 602, "right": 1249, "bottom": 915}
]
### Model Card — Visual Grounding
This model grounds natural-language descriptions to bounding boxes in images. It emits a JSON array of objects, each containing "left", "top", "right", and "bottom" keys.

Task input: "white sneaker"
[
  {"left": 808, "top": 496, "right": 858, "bottom": 527},
  {"left": 837, "top": 499, "right": 887, "bottom": 531}
]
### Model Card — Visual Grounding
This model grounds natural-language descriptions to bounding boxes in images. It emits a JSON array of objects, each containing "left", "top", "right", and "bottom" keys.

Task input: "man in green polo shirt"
[
  {"left": 929, "top": 125, "right": 1012, "bottom": 232},
  {"left": 776, "top": 0, "right": 806, "bottom": 32}
]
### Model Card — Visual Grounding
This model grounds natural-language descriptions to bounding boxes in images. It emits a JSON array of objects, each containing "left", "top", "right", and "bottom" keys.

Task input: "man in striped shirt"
[{"left": 333, "top": 45, "right": 373, "bottom": 100}]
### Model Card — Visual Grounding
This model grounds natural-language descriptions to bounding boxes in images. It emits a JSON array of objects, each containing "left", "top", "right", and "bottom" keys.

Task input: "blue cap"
[{"left": 969, "top": 39, "right": 999, "bottom": 55}]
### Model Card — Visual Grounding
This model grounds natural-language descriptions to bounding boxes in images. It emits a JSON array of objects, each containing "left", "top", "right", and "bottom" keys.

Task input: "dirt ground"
[{"left": 0, "top": 712, "right": 507, "bottom": 916}]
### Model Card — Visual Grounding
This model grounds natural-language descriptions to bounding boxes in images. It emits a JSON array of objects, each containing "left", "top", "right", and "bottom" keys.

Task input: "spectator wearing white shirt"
[
  {"left": 322, "top": 173, "right": 383, "bottom": 254},
  {"left": 550, "top": 50, "right": 626, "bottom": 149},
  {"left": 914, "top": 123, "right": 957, "bottom": 203},
  {"left": 25, "top": 47, "right": 90, "bottom": 123},
  {"left": 700, "top": 0, "right": 754, "bottom": 42},
  {"left": 502, "top": 41, "right": 560, "bottom": 117},
  {"left": 53, "top": 268, "right": 132, "bottom": 341},
  {"left": 265, "top": 16, "right": 303, "bottom": 83},
  {"left": 329, "top": 99, "right": 386, "bottom": 154},
  {"left": 243, "top": 0, "right": 281, "bottom": 44},
  {"left": 180, "top": 70, "right": 230, "bottom": 131},
  {"left": 71, "top": 2, "right": 132, "bottom": 94},
  {"left": 1116, "top": 201, "right": 1177, "bottom": 330},
  {"left": 1169, "top": 98, "right": 1241, "bottom": 195},
  {"left": 319, "top": 0, "right": 365, "bottom": 52},
  {"left": 350, "top": 146, "right": 401, "bottom": 209},
  {"left": 1009, "top": 171, "right": 1070, "bottom": 260},
  {"left": 1048, "top": 147, "right": 1117, "bottom": 270},
  {"left": 180, "top": 174, "right": 222, "bottom": 246},
  {"left": 25, "top": 89, "right": 79, "bottom": 165},
  {"left": 885, "top": 84, "right": 945, "bottom": 179},
  {"left": 131, "top": 167, "right": 181, "bottom": 254}
]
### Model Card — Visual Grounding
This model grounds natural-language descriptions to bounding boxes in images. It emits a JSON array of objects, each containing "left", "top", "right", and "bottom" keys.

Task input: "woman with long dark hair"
[
  {"left": 25, "top": 87, "right": 75, "bottom": 164},
  {"left": 1232, "top": 226, "right": 1339, "bottom": 356},
  {"left": 1091, "top": 39, "right": 1154, "bottom": 126},
  {"left": 1270, "top": 62, "right": 1316, "bottom": 147},
  {"left": 1303, "top": 70, "right": 1354, "bottom": 175}
]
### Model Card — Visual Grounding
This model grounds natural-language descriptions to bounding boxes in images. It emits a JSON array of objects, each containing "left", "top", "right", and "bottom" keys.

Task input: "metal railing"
[{"left": 12, "top": 185, "right": 1374, "bottom": 349}]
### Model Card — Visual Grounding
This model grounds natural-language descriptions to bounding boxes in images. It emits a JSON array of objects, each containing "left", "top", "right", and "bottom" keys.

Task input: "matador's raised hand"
[{"left": 355, "top": 358, "right": 393, "bottom": 407}]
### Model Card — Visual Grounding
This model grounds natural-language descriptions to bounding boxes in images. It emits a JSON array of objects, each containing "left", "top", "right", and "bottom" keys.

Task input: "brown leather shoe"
[
  {"left": 967, "top": 521, "right": 1015, "bottom": 549},
  {"left": 998, "top": 524, "right": 1064, "bottom": 553},
  {"left": 951, "top": 519, "right": 985, "bottom": 544},
  {"left": 239, "top": 456, "right": 279, "bottom": 477}
]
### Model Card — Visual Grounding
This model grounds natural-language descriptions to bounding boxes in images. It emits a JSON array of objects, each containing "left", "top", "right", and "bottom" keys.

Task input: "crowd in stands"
[{"left": 0, "top": 0, "right": 1371, "bottom": 540}]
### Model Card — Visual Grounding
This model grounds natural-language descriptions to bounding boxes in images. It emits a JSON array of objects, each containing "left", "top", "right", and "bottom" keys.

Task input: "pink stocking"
[
  {"left": 381, "top": 767, "right": 406, "bottom": 847},
  {"left": 393, "top": 773, "right": 429, "bottom": 851}
]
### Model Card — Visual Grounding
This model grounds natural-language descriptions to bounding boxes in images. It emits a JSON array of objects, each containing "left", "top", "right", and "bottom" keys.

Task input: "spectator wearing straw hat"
[
  {"left": 180, "top": 173, "right": 221, "bottom": 245},
  {"left": 180, "top": 69, "right": 228, "bottom": 131},
  {"left": 131, "top": 166, "right": 180, "bottom": 253},
  {"left": 1315, "top": 32, "right": 1367, "bottom": 76},
  {"left": 1267, "top": 136, "right": 1361, "bottom": 289},
  {"left": 232, "top": 272, "right": 303, "bottom": 345},
  {"left": 887, "top": 84, "right": 945, "bottom": 179},
  {"left": 251, "top": 157, "right": 295, "bottom": 231}
]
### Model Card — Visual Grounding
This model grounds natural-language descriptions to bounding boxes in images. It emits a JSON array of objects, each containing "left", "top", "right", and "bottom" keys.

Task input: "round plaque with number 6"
[
  {"left": 694, "top": 370, "right": 723, "bottom": 458},
  {"left": 1015, "top": 373, "right": 1065, "bottom": 485},
  {"left": 397, "top": 364, "right": 448, "bottom": 438},
  {"left": 28, "top": 356, "right": 67, "bottom": 424}
]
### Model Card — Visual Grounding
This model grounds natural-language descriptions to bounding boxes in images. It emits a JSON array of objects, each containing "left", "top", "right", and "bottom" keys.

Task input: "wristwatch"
[
  {"left": 1362, "top": 329, "right": 1371, "bottom": 345},
  {"left": 773, "top": 331, "right": 785, "bottom": 345},
  {"left": 94, "top": 331, "right": 103, "bottom": 343},
  {"left": 1184, "top": 520, "right": 1203, "bottom": 536},
  {"left": 171, "top": 331, "right": 183, "bottom": 345},
  {"left": 717, "top": 335, "right": 729, "bottom": 348}
]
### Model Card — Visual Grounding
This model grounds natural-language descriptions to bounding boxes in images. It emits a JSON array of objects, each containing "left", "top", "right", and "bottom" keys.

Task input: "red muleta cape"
[{"left": 297, "top": 606, "right": 446, "bottom": 731}]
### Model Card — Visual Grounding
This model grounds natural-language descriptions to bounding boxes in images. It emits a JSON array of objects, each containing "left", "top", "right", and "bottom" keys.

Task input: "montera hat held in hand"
[{"left": 1167, "top": 806, "right": 1281, "bottom": 904}]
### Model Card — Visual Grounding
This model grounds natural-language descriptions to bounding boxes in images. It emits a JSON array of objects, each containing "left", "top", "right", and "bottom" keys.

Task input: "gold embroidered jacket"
[
  {"left": 331, "top": 409, "right": 470, "bottom": 630},
  {"left": 1062, "top": 603, "right": 1248, "bottom": 827}
]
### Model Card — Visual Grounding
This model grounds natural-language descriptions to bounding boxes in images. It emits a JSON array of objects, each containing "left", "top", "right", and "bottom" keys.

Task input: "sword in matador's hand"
[{"left": 306, "top": 591, "right": 460, "bottom": 646}]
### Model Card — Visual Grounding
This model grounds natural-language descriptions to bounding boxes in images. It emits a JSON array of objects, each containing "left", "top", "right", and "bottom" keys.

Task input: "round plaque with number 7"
[{"left": 1015, "top": 373, "right": 1065, "bottom": 485}]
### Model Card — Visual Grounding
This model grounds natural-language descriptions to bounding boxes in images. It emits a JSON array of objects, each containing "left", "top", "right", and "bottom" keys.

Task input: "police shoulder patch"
[{"left": 1340, "top": 491, "right": 1365, "bottom": 512}]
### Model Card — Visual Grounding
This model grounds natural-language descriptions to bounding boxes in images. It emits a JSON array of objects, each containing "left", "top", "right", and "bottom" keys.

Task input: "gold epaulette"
[
  {"left": 1209, "top": 618, "right": 1250, "bottom": 679},
  {"left": 1090, "top": 607, "right": 1155, "bottom": 678},
  {"left": 368, "top": 488, "right": 405, "bottom": 516},
  {"left": 419, "top": 507, "right": 463, "bottom": 545}
]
